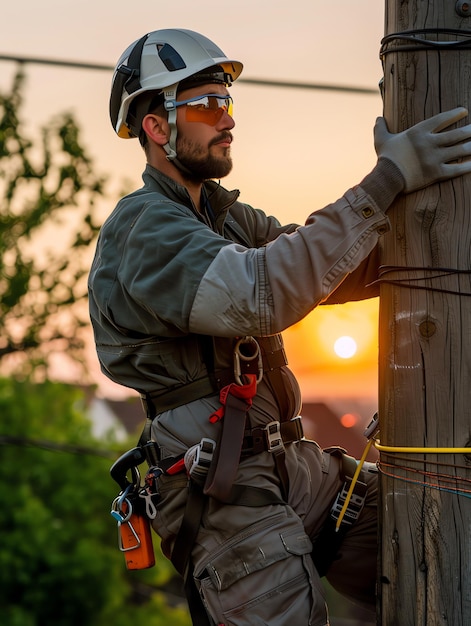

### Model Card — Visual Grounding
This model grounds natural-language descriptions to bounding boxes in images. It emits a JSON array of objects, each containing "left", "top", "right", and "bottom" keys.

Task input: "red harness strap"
[
  {"left": 208, "top": 374, "right": 257, "bottom": 423},
  {"left": 204, "top": 374, "right": 258, "bottom": 501}
]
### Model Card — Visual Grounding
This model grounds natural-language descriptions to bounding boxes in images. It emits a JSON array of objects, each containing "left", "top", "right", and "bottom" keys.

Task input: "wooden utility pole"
[{"left": 378, "top": 2, "right": 471, "bottom": 625}]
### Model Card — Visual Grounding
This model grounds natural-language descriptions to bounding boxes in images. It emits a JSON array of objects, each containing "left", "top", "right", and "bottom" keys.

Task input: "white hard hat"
[{"left": 110, "top": 29, "right": 243, "bottom": 139}]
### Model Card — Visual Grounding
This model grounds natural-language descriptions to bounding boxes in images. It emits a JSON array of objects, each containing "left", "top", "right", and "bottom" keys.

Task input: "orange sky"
[
  {"left": 2, "top": 1, "right": 385, "bottom": 410},
  {"left": 283, "top": 299, "right": 379, "bottom": 401}
]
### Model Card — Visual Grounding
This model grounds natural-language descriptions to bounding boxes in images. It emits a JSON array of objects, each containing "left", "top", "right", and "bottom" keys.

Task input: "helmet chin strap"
[
  {"left": 162, "top": 82, "right": 196, "bottom": 178},
  {"left": 163, "top": 82, "right": 179, "bottom": 161}
]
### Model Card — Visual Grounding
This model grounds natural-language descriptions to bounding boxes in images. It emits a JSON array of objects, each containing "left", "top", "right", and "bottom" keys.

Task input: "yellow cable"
[
  {"left": 374, "top": 441, "right": 471, "bottom": 454},
  {"left": 334, "top": 436, "right": 471, "bottom": 531},
  {"left": 335, "top": 438, "right": 374, "bottom": 531}
]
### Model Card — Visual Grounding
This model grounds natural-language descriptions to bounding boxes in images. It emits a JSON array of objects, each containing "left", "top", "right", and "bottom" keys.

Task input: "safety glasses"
[{"left": 174, "top": 93, "right": 234, "bottom": 126}]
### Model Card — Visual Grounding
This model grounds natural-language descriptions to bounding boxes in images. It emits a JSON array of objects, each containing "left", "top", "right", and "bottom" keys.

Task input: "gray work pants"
[{"left": 151, "top": 412, "right": 378, "bottom": 626}]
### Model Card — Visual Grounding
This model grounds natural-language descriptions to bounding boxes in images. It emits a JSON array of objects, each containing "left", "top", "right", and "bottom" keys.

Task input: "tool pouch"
[
  {"left": 118, "top": 496, "right": 155, "bottom": 570},
  {"left": 110, "top": 448, "right": 156, "bottom": 570}
]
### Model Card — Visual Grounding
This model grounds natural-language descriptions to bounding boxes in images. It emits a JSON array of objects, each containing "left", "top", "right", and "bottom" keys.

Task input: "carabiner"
[
  {"left": 233, "top": 336, "right": 263, "bottom": 385},
  {"left": 110, "top": 483, "right": 134, "bottom": 524}
]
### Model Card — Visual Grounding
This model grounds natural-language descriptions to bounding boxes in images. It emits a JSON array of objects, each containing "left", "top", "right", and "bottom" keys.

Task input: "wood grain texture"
[{"left": 379, "top": 2, "right": 471, "bottom": 624}]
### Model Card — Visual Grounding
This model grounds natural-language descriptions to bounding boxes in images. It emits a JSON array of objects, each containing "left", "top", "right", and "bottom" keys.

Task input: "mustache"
[{"left": 209, "top": 131, "right": 233, "bottom": 147}]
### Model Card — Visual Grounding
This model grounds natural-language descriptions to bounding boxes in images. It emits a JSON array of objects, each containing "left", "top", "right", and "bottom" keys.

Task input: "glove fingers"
[
  {"left": 435, "top": 124, "right": 471, "bottom": 147},
  {"left": 419, "top": 106, "right": 469, "bottom": 134},
  {"left": 373, "top": 117, "right": 390, "bottom": 153},
  {"left": 438, "top": 141, "right": 471, "bottom": 163},
  {"left": 441, "top": 159, "right": 471, "bottom": 180}
]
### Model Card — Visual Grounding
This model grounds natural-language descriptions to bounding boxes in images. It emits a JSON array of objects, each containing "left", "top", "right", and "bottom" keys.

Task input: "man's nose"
[{"left": 216, "top": 109, "right": 235, "bottom": 131}]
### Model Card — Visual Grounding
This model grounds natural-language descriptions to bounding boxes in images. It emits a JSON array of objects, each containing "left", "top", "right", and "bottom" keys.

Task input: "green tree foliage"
[
  {"left": 0, "top": 68, "right": 191, "bottom": 626},
  {"left": 0, "top": 378, "right": 190, "bottom": 626},
  {"left": 0, "top": 68, "right": 103, "bottom": 378}
]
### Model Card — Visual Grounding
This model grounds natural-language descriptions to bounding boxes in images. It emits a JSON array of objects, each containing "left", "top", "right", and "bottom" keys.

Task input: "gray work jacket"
[{"left": 88, "top": 164, "right": 389, "bottom": 421}]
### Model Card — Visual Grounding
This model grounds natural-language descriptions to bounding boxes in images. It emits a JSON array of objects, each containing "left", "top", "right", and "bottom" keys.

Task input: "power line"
[
  {"left": 238, "top": 77, "right": 378, "bottom": 95},
  {"left": 0, "top": 434, "right": 116, "bottom": 458},
  {"left": 0, "top": 54, "right": 113, "bottom": 72},
  {"left": 0, "top": 53, "right": 379, "bottom": 96}
]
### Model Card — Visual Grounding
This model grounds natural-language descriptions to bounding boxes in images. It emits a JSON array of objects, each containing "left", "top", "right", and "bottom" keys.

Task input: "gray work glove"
[{"left": 374, "top": 107, "right": 471, "bottom": 193}]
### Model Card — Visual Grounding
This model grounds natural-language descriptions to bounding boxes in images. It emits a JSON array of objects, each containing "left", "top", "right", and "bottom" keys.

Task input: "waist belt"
[
  {"left": 141, "top": 377, "right": 216, "bottom": 418},
  {"left": 140, "top": 346, "right": 288, "bottom": 418}
]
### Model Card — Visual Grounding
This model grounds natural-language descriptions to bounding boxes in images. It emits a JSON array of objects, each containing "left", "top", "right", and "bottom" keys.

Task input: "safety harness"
[
  {"left": 110, "top": 335, "right": 370, "bottom": 625},
  {"left": 132, "top": 335, "right": 299, "bottom": 624},
  {"left": 138, "top": 334, "right": 295, "bottom": 503}
]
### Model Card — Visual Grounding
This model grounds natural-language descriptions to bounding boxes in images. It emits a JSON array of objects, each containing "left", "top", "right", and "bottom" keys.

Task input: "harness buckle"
[
  {"left": 233, "top": 336, "right": 263, "bottom": 385},
  {"left": 184, "top": 438, "right": 216, "bottom": 482},
  {"left": 330, "top": 476, "right": 367, "bottom": 526},
  {"left": 264, "top": 421, "right": 284, "bottom": 453}
]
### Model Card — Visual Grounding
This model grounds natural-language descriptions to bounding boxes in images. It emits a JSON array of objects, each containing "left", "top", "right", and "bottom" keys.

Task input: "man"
[{"left": 89, "top": 29, "right": 471, "bottom": 625}]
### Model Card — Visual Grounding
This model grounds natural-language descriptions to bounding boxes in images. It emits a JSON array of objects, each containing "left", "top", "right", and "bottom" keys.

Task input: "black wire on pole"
[{"left": 0, "top": 53, "right": 379, "bottom": 96}]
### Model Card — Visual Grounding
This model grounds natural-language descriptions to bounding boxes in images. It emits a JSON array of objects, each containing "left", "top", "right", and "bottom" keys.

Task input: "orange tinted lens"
[{"left": 185, "top": 96, "right": 233, "bottom": 126}]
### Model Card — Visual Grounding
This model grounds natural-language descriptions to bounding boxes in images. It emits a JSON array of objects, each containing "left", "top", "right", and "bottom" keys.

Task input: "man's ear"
[{"left": 141, "top": 114, "right": 169, "bottom": 146}]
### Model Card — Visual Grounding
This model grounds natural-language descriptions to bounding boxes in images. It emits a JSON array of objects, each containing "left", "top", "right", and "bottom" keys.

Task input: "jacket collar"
[{"left": 142, "top": 164, "right": 240, "bottom": 217}]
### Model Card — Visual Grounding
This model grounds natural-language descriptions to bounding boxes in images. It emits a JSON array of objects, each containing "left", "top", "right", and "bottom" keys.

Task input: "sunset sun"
[{"left": 334, "top": 335, "right": 358, "bottom": 359}]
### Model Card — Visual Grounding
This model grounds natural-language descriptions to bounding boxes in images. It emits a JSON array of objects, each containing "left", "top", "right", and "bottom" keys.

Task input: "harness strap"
[
  {"left": 172, "top": 480, "right": 205, "bottom": 577},
  {"left": 221, "top": 484, "right": 285, "bottom": 507},
  {"left": 171, "top": 481, "right": 210, "bottom": 626},
  {"left": 204, "top": 376, "right": 257, "bottom": 501},
  {"left": 257, "top": 338, "right": 293, "bottom": 498},
  {"left": 140, "top": 416, "right": 305, "bottom": 471},
  {"left": 259, "top": 337, "right": 292, "bottom": 420},
  {"left": 273, "top": 449, "right": 289, "bottom": 501},
  {"left": 141, "top": 376, "right": 217, "bottom": 418},
  {"left": 241, "top": 416, "right": 303, "bottom": 456}
]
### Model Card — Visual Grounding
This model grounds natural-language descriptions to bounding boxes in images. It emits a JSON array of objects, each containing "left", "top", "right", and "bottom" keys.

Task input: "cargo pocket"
[{"left": 194, "top": 509, "right": 329, "bottom": 626}]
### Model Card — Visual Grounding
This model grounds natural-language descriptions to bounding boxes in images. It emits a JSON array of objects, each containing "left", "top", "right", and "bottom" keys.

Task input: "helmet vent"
[{"left": 157, "top": 44, "right": 187, "bottom": 72}]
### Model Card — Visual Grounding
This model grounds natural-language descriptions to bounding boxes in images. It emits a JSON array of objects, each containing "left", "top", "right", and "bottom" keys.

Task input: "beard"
[{"left": 175, "top": 132, "right": 233, "bottom": 182}]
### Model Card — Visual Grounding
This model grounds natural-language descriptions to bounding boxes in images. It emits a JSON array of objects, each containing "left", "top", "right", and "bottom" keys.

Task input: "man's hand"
[{"left": 374, "top": 107, "right": 471, "bottom": 193}]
